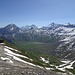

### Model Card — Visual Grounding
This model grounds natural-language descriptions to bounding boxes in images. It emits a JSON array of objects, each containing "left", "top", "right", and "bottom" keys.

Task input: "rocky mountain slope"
[
  {"left": 0, "top": 23, "right": 75, "bottom": 74},
  {"left": 0, "top": 43, "right": 71, "bottom": 75},
  {"left": 0, "top": 43, "right": 74, "bottom": 75}
]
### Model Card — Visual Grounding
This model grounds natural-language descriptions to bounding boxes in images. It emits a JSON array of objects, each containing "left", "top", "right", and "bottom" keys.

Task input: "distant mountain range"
[{"left": 1, "top": 22, "right": 75, "bottom": 60}]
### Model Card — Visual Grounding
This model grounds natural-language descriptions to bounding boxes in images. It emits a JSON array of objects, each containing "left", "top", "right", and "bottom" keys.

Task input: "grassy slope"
[
  {"left": 4, "top": 40, "right": 62, "bottom": 67},
  {"left": 13, "top": 41, "right": 62, "bottom": 66}
]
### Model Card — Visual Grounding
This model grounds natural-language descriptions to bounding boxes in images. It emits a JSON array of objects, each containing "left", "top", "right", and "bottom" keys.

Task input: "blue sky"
[{"left": 0, "top": 0, "right": 75, "bottom": 27}]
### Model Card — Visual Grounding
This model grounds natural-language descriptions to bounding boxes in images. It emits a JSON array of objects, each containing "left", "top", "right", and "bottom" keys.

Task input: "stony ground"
[
  {"left": 0, "top": 59, "right": 60, "bottom": 75},
  {"left": 0, "top": 44, "right": 66, "bottom": 75}
]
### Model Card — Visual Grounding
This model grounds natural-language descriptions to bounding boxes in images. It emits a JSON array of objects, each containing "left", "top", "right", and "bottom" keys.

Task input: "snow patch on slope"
[
  {"left": 56, "top": 60, "right": 75, "bottom": 72},
  {"left": 4, "top": 47, "right": 31, "bottom": 60},
  {"left": 40, "top": 57, "right": 49, "bottom": 63},
  {"left": 55, "top": 27, "right": 74, "bottom": 32},
  {"left": 3, "top": 47, "right": 44, "bottom": 69},
  {"left": 1, "top": 57, "right": 13, "bottom": 63}
]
